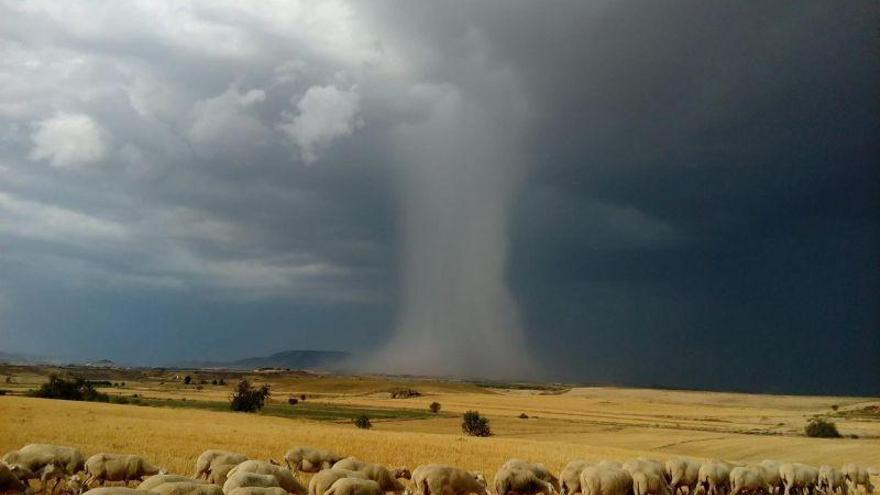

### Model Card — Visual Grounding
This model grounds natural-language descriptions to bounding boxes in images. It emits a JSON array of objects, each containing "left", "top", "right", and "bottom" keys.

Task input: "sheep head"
[{"left": 394, "top": 467, "right": 412, "bottom": 480}]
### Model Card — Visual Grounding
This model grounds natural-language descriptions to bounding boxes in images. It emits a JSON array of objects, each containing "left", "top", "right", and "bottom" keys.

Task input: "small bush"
[
  {"left": 184, "top": 375, "right": 192, "bottom": 385},
  {"left": 0, "top": 389, "right": 8, "bottom": 396},
  {"left": 218, "top": 378, "right": 226, "bottom": 385},
  {"left": 211, "top": 379, "right": 218, "bottom": 385},
  {"left": 389, "top": 387, "right": 422, "bottom": 399},
  {"left": 230, "top": 379, "right": 271, "bottom": 413},
  {"left": 288, "top": 397, "right": 299, "bottom": 405},
  {"left": 300, "top": 394, "right": 307, "bottom": 401},
  {"left": 518, "top": 413, "right": 529, "bottom": 419},
  {"left": 805, "top": 417, "right": 841, "bottom": 438},
  {"left": 111, "top": 395, "right": 130, "bottom": 405},
  {"left": 29, "top": 375, "right": 109, "bottom": 403},
  {"left": 429, "top": 402, "right": 442, "bottom": 414},
  {"left": 353, "top": 415, "right": 372, "bottom": 429},
  {"left": 831, "top": 404, "right": 839, "bottom": 411},
  {"left": 462, "top": 410, "right": 492, "bottom": 437}
]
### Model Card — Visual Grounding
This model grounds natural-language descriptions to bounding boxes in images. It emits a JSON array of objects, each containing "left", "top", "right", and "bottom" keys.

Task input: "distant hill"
[{"left": 180, "top": 350, "right": 350, "bottom": 370}]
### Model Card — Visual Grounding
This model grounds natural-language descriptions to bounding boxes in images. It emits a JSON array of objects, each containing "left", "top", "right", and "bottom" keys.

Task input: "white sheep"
[
  {"left": 194, "top": 452, "right": 249, "bottom": 480},
  {"left": 330, "top": 459, "right": 409, "bottom": 494},
  {"left": 310, "top": 470, "right": 369, "bottom": 495},
  {"left": 579, "top": 466, "right": 633, "bottom": 495},
  {"left": 223, "top": 473, "right": 281, "bottom": 495},
  {"left": 495, "top": 467, "right": 556, "bottom": 495},
  {"left": 84, "top": 488, "right": 159, "bottom": 495},
  {"left": 623, "top": 460, "right": 670, "bottom": 495},
  {"left": 3, "top": 444, "right": 85, "bottom": 475},
  {"left": 779, "top": 464, "right": 818, "bottom": 495},
  {"left": 753, "top": 463, "right": 782, "bottom": 495},
  {"left": 500, "top": 460, "right": 560, "bottom": 493},
  {"left": 560, "top": 461, "right": 592, "bottom": 495},
  {"left": 323, "top": 479, "right": 384, "bottom": 495},
  {"left": 151, "top": 482, "right": 224, "bottom": 495},
  {"left": 84, "top": 454, "right": 164, "bottom": 487},
  {"left": 208, "top": 466, "right": 242, "bottom": 487},
  {"left": 818, "top": 466, "right": 846, "bottom": 495},
  {"left": 666, "top": 459, "right": 700, "bottom": 495},
  {"left": 841, "top": 466, "right": 873, "bottom": 495},
  {"left": 409, "top": 464, "right": 487, "bottom": 495},
  {"left": 226, "top": 460, "right": 305, "bottom": 495},
  {"left": 285, "top": 448, "right": 343, "bottom": 474},
  {"left": 696, "top": 462, "right": 734, "bottom": 495},
  {"left": 228, "top": 488, "right": 289, "bottom": 495},
  {"left": 139, "top": 476, "right": 207, "bottom": 491},
  {"left": 729, "top": 467, "right": 769, "bottom": 495}
]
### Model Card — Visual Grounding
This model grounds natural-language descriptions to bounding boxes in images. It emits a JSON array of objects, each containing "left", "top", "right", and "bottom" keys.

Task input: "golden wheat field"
[{"left": 1, "top": 365, "right": 879, "bottom": 484}]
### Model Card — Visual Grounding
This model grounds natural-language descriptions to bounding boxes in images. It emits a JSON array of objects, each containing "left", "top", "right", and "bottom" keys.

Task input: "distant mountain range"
[{"left": 178, "top": 349, "right": 351, "bottom": 370}]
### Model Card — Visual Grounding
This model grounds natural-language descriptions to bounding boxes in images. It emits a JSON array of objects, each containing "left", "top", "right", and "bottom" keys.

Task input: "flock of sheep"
[{"left": 0, "top": 444, "right": 876, "bottom": 495}]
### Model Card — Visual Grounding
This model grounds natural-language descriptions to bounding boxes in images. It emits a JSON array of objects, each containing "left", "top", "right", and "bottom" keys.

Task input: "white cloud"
[
  {"left": 279, "top": 84, "right": 363, "bottom": 164},
  {"left": 188, "top": 85, "right": 269, "bottom": 159},
  {"left": 28, "top": 113, "right": 107, "bottom": 169},
  {"left": 0, "top": 191, "right": 127, "bottom": 243}
]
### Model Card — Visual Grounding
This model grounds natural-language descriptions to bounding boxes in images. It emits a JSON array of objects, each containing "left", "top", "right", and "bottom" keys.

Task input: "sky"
[{"left": 0, "top": 1, "right": 877, "bottom": 395}]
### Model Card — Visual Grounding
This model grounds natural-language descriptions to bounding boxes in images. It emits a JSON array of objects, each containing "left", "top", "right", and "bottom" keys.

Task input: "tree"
[
  {"left": 288, "top": 397, "right": 299, "bottom": 406},
  {"left": 805, "top": 417, "right": 841, "bottom": 438},
  {"left": 462, "top": 410, "right": 491, "bottom": 437},
  {"left": 184, "top": 375, "right": 192, "bottom": 385},
  {"left": 218, "top": 378, "right": 226, "bottom": 386},
  {"left": 230, "top": 379, "right": 271, "bottom": 412},
  {"left": 429, "top": 402, "right": 441, "bottom": 414},
  {"left": 353, "top": 415, "right": 372, "bottom": 429}
]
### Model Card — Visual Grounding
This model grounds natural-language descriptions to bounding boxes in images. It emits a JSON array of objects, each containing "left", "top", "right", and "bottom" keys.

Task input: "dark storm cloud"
[{"left": 0, "top": 1, "right": 876, "bottom": 393}]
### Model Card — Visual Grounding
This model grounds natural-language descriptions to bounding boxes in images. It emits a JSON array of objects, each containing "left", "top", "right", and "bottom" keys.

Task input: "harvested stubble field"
[{"left": 1, "top": 365, "right": 878, "bottom": 482}]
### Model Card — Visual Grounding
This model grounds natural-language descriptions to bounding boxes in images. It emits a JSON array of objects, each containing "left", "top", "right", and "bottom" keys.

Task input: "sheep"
[
  {"left": 3, "top": 444, "right": 85, "bottom": 475},
  {"left": 818, "top": 466, "right": 846, "bottom": 495},
  {"left": 208, "top": 466, "right": 242, "bottom": 487},
  {"left": 560, "top": 461, "right": 592, "bottom": 495},
  {"left": 84, "top": 454, "right": 164, "bottom": 487},
  {"left": 194, "top": 452, "right": 249, "bottom": 480},
  {"left": 841, "top": 466, "right": 873, "bottom": 495},
  {"left": 696, "top": 462, "right": 734, "bottom": 495},
  {"left": 500, "top": 461, "right": 560, "bottom": 493},
  {"left": 139, "top": 476, "right": 210, "bottom": 491},
  {"left": 779, "top": 464, "right": 818, "bottom": 495},
  {"left": 151, "top": 482, "right": 224, "bottom": 495},
  {"left": 222, "top": 473, "right": 280, "bottom": 495},
  {"left": 309, "top": 470, "right": 369, "bottom": 495},
  {"left": 623, "top": 460, "right": 670, "bottom": 495},
  {"left": 227, "top": 489, "right": 289, "bottom": 495},
  {"left": 494, "top": 467, "right": 556, "bottom": 495},
  {"left": 753, "top": 464, "right": 782, "bottom": 495},
  {"left": 284, "top": 449, "right": 343, "bottom": 474},
  {"left": 323, "top": 478, "right": 384, "bottom": 495},
  {"left": 666, "top": 459, "right": 701, "bottom": 495},
  {"left": 84, "top": 489, "right": 159, "bottom": 495},
  {"left": 330, "top": 459, "right": 409, "bottom": 494},
  {"left": 0, "top": 461, "right": 30, "bottom": 494},
  {"left": 579, "top": 466, "right": 633, "bottom": 495},
  {"left": 622, "top": 461, "right": 666, "bottom": 484},
  {"left": 226, "top": 461, "right": 305, "bottom": 495},
  {"left": 729, "top": 467, "right": 769, "bottom": 495},
  {"left": 408, "top": 464, "right": 487, "bottom": 495}
]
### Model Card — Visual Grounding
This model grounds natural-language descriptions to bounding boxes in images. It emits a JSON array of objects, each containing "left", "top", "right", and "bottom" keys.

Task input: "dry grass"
[{"left": 1, "top": 368, "right": 878, "bottom": 483}]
